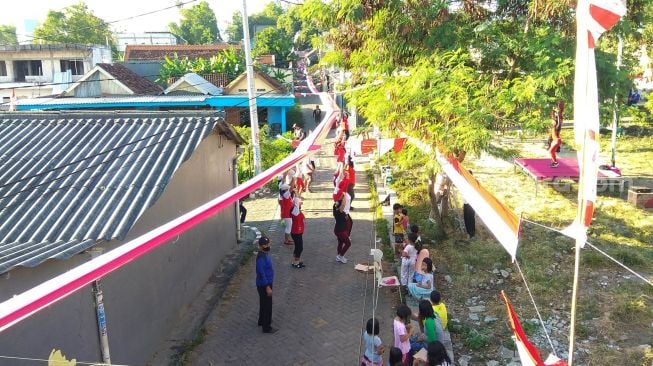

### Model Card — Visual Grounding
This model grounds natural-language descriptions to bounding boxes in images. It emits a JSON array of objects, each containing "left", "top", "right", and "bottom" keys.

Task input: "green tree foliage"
[
  {"left": 157, "top": 47, "right": 245, "bottom": 84},
  {"left": 0, "top": 25, "right": 18, "bottom": 45},
  {"left": 313, "top": 0, "right": 649, "bottom": 157},
  {"left": 169, "top": 1, "right": 221, "bottom": 44},
  {"left": 32, "top": 2, "right": 113, "bottom": 45},
  {"left": 225, "top": 11, "right": 244, "bottom": 42},
  {"left": 253, "top": 27, "right": 293, "bottom": 66},
  {"left": 235, "top": 125, "right": 292, "bottom": 183}
]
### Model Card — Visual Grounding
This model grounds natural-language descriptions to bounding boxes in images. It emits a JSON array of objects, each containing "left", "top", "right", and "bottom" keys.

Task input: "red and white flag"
[
  {"left": 501, "top": 291, "right": 568, "bottom": 366},
  {"left": 568, "top": 0, "right": 626, "bottom": 243}
]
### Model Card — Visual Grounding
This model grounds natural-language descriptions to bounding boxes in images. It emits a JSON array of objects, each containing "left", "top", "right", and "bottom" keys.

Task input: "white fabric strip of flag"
[
  {"left": 571, "top": 0, "right": 625, "bottom": 241},
  {"left": 435, "top": 152, "right": 519, "bottom": 260}
]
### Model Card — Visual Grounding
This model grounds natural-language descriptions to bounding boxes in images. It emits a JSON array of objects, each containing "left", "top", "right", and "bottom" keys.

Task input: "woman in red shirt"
[
  {"left": 279, "top": 184, "right": 294, "bottom": 245},
  {"left": 291, "top": 197, "right": 306, "bottom": 268}
]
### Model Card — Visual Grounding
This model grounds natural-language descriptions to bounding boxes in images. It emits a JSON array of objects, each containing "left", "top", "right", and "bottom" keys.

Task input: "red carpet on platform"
[{"left": 514, "top": 158, "right": 619, "bottom": 181}]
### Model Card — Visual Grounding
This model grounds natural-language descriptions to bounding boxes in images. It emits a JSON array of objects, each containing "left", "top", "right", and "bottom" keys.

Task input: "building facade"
[
  {"left": 0, "top": 111, "right": 244, "bottom": 365},
  {"left": 0, "top": 44, "right": 112, "bottom": 100}
]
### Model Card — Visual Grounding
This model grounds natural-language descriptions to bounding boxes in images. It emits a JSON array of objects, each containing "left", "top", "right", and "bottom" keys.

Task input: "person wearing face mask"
[{"left": 256, "top": 236, "right": 276, "bottom": 333}]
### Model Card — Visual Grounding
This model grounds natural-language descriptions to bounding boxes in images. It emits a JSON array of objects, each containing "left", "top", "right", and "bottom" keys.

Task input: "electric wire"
[
  {"left": 514, "top": 259, "right": 559, "bottom": 357},
  {"left": 521, "top": 218, "right": 653, "bottom": 287},
  {"left": 0, "top": 0, "right": 199, "bottom": 46}
]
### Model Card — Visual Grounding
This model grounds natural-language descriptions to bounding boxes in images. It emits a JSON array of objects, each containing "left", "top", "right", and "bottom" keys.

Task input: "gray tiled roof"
[{"left": 0, "top": 111, "right": 236, "bottom": 274}]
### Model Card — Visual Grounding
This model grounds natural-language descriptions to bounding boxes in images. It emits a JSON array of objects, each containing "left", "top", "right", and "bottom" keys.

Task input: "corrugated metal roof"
[
  {"left": 164, "top": 73, "right": 223, "bottom": 96},
  {"left": 0, "top": 111, "right": 224, "bottom": 274},
  {"left": 17, "top": 95, "right": 209, "bottom": 107}
]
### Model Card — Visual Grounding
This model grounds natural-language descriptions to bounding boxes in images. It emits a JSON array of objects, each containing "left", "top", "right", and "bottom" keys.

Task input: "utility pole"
[{"left": 241, "top": 0, "right": 261, "bottom": 175}]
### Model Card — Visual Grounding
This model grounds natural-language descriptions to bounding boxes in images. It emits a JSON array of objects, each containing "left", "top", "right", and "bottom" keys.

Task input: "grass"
[
  {"left": 384, "top": 133, "right": 653, "bottom": 363},
  {"left": 173, "top": 327, "right": 207, "bottom": 365}
]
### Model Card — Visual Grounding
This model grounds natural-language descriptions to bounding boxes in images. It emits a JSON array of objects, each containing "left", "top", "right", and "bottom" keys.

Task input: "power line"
[
  {"left": 0, "top": 0, "right": 199, "bottom": 46},
  {"left": 279, "top": 0, "right": 304, "bottom": 5}
]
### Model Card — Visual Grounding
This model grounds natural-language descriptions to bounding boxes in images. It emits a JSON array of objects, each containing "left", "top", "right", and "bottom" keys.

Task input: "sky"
[{"left": 0, "top": 0, "right": 273, "bottom": 42}]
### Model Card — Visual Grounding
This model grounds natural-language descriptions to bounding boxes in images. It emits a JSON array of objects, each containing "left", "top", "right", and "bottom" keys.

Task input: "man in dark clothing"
[
  {"left": 256, "top": 236, "right": 276, "bottom": 333},
  {"left": 313, "top": 105, "right": 322, "bottom": 124},
  {"left": 239, "top": 199, "right": 247, "bottom": 223}
]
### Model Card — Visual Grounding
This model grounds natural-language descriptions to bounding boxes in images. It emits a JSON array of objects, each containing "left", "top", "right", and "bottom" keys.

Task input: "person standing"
[
  {"left": 341, "top": 112, "right": 350, "bottom": 140},
  {"left": 293, "top": 124, "right": 306, "bottom": 141},
  {"left": 239, "top": 199, "right": 247, "bottom": 223},
  {"left": 333, "top": 199, "right": 352, "bottom": 263},
  {"left": 462, "top": 171, "right": 476, "bottom": 240},
  {"left": 346, "top": 158, "right": 356, "bottom": 210},
  {"left": 291, "top": 197, "right": 306, "bottom": 268},
  {"left": 279, "top": 184, "right": 294, "bottom": 245},
  {"left": 256, "top": 236, "right": 277, "bottom": 334},
  {"left": 393, "top": 204, "right": 405, "bottom": 258},
  {"left": 313, "top": 105, "right": 322, "bottom": 124},
  {"left": 547, "top": 101, "right": 564, "bottom": 168},
  {"left": 302, "top": 157, "right": 316, "bottom": 193}
]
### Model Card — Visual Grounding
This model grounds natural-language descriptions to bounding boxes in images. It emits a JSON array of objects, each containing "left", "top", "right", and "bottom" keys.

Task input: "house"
[
  {"left": 62, "top": 63, "right": 163, "bottom": 97},
  {"left": 0, "top": 110, "right": 244, "bottom": 364},
  {"left": 124, "top": 44, "right": 241, "bottom": 61},
  {"left": 17, "top": 70, "right": 296, "bottom": 132},
  {"left": 0, "top": 44, "right": 112, "bottom": 100},
  {"left": 123, "top": 43, "right": 276, "bottom": 66},
  {"left": 223, "top": 69, "right": 290, "bottom": 132},
  {"left": 164, "top": 73, "right": 223, "bottom": 95},
  {"left": 115, "top": 31, "right": 179, "bottom": 53}
]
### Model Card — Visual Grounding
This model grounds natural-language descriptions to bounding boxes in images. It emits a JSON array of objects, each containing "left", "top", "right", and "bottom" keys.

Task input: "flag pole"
[{"left": 568, "top": 236, "right": 582, "bottom": 366}]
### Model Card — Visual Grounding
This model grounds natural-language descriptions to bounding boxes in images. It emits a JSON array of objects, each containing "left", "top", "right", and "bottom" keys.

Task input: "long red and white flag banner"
[
  {"left": 566, "top": 0, "right": 626, "bottom": 243},
  {"left": 0, "top": 79, "right": 338, "bottom": 333},
  {"left": 436, "top": 152, "right": 520, "bottom": 259},
  {"left": 501, "top": 291, "right": 568, "bottom": 366}
]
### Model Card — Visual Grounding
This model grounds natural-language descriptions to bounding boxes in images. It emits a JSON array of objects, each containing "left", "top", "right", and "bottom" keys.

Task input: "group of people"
[
  {"left": 363, "top": 290, "right": 453, "bottom": 366},
  {"left": 332, "top": 112, "right": 355, "bottom": 263},
  {"left": 255, "top": 154, "right": 317, "bottom": 334},
  {"left": 256, "top": 106, "right": 354, "bottom": 334}
]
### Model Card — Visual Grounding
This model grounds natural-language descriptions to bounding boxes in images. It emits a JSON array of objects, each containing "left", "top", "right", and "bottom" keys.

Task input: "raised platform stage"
[{"left": 513, "top": 158, "right": 625, "bottom": 195}]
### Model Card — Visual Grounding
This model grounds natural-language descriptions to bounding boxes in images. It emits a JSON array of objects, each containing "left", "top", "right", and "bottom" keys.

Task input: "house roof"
[
  {"left": 64, "top": 63, "right": 163, "bottom": 96},
  {"left": 164, "top": 73, "right": 223, "bottom": 95},
  {"left": 124, "top": 44, "right": 241, "bottom": 61},
  {"left": 15, "top": 94, "right": 296, "bottom": 110},
  {"left": 0, "top": 111, "right": 242, "bottom": 274},
  {"left": 224, "top": 70, "right": 286, "bottom": 95}
]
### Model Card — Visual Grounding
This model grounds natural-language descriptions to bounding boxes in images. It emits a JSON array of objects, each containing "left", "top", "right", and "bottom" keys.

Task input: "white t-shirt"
[{"left": 403, "top": 243, "right": 417, "bottom": 262}]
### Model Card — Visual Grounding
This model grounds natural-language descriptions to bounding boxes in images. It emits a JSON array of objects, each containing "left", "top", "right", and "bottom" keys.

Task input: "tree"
[
  {"left": 0, "top": 25, "right": 18, "bottom": 45},
  {"left": 225, "top": 11, "right": 243, "bottom": 42},
  {"left": 300, "top": 0, "right": 647, "bottom": 228},
  {"left": 253, "top": 27, "right": 293, "bottom": 67},
  {"left": 169, "top": 1, "right": 221, "bottom": 44},
  {"left": 33, "top": 2, "right": 113, "bottom": 45}
]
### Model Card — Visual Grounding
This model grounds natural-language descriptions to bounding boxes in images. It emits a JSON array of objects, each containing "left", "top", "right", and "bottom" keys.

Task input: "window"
[
  {"left": 29, "top": 60, "right": 43, "bottom": 76},
  {"left": 60, "top": 59, "right": 84, "bottom": 75},
  {"left": 0, "top": 61, "right": 6, "bottom": 77}
]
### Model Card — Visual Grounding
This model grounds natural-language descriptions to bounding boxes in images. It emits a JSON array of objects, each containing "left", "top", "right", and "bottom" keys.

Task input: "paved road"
[{"left": 187, "top": 131, "right": 397, "bottom": 365}]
